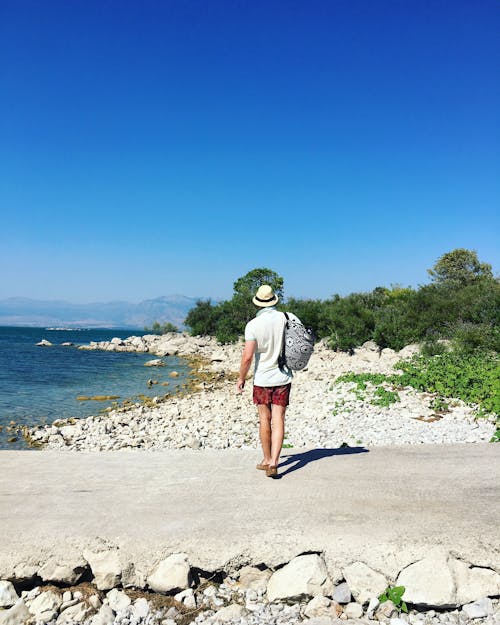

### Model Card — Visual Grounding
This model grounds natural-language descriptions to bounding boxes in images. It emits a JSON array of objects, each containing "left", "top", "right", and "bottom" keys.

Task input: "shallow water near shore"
[{"left": 0, "top": 326, "right": 190, "bottom": 449}]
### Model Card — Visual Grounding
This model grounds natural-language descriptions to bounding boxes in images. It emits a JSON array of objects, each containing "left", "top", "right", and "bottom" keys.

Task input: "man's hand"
[{"left": 237, "top": 340, "right": 256, "bottom": 394}]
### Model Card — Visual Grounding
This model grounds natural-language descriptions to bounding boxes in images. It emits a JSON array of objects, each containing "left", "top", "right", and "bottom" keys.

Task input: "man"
[{"left": 236, "top": 284, "right": 299, "bottom": 478}]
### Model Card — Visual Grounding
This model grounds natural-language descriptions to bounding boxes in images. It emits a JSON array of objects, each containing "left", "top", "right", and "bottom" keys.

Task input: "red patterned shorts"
[{"left": 252, "top": 383, "right": 291, "bottom": 407}]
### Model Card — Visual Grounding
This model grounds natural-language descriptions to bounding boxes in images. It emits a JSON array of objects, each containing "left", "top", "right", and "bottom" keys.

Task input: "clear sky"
[{"left": 1, "top": 0, "right": 498, "bottom": 303}]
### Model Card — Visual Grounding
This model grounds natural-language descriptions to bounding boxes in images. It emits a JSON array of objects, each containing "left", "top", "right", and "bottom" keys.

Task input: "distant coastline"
[{"left": 0, "top": 294, "right": 200, "bottom": 329}]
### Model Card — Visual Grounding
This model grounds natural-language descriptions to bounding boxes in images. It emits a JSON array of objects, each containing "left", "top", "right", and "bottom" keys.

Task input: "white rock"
[
  {"left": 304, "top": 595, "right": 341, "bottom": 618},
  {"left": 344, "top": 602, "right": 364, "bottom": 618},
  {"left": 29, "top": 590, "right": 63, "bottom": 616},
  {"left": 147, "top": 553, "right": 190, "bottom": 593},
  {"left": 451, "top": 560, "right": 500, "bottom": 605},
  {"left": 144, "top": 359, "right": 165, "bottom": 367},
  {"left": 0, "top": 581, "right": 19, "bottom": 608},
  {"left": 174, "top": 588, "right": 196, "bottom": 608},
  {"left": 375, "top": 600, "right": 398, "bottom": 620},
  {"left": 83, "top": 549, "right": 122, "bottom": 590},
  {"left": 132, "top": 597, "right": 150, "bottom": 618},
  {"left": 36, "top": 340, "right": 53, "bottom": 346},
  {"left": 331, "top": 581, "right": 351, "bottom": 604},
  {"left": 106, "top": 588, "right": 131, "bottom": 612},
  {"left": 238, "top": 566, "right": 272, "bottom": 593},
  {"left": 267, "top": 554, "right": 332, "bottom": 601},
  {"left": 343, "top": 561, "right": 387, "bottom": 605},
  {"left": 462, "top": 598, "right": 493, "bottom": 619},
  {"left": 38, "top": 557, "right": 86, "bottom": 584},
  {"left": 211, "top": 603, "right": 247, "bottom": 622},
  {"left": 0, "top": 599, "right": 32, "bottom": 625},
  {"left": 57, "top": 601, "right": 92, "bottom": 623},
  {"left": 366, "top": 597, "right": 380, "bottom": 619},
  {"left": 89, "top": 604, "right": 115, "bottom": 625},
  {"left": 88, "top": 595, "right": 101, "bottom": 610},
  {"left": 397, "top": 553, "right": 455, "bottom": 607}
]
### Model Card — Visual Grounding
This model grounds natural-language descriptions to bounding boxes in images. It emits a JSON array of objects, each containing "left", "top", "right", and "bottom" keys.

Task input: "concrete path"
[{"left": 1, "top": 444, "right": 499, "bottom": 577}]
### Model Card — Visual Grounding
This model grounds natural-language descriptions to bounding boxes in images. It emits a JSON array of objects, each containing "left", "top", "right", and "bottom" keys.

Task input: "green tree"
[
  {"left": 233, "top": 268, "right": 284, "bottom": 300},
  {"left": 184, "top": 300, "right": 217, "bottom": 336},
  {"left": 428, "top": 249, "right": 493, "bottom": 287}
]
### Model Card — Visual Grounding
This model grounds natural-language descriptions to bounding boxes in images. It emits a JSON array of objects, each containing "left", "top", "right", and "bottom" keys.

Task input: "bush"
[{"left": 396, "top": 351, "right": 500, "bottom": 415}]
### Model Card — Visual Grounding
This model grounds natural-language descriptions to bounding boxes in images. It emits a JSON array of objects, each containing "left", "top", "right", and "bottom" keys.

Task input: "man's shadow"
[{"left": 276, "top": 446, "right": 369, "bottom": 479}]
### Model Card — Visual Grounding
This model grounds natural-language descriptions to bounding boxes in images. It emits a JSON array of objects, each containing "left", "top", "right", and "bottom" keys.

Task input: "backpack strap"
[{"left": 278, "top": 312, "right": 290, "bottom": 372}]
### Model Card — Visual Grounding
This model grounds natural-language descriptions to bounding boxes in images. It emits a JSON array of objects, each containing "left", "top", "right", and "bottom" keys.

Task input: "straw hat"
[{"left": 252, "top": 285, "right": 279, "bottom": 307}]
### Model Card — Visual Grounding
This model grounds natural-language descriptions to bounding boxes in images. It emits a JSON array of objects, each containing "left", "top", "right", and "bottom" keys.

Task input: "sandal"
[
  {"left": 265, "top": 465, "right": 278, "bottom": 478},
  {"left": 256, "top": 463, "right": 269, "bottom": 470}
]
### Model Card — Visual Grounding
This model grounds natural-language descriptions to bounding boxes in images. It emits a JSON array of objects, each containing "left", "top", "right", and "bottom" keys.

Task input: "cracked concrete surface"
[{"left": 0, "top": 444, "right": 499, "bottom": 579}]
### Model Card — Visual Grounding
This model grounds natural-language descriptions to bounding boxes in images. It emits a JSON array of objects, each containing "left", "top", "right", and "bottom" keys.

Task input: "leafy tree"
[
  {"left": 184, "top": 300, "right": 217, "bottom": 336},
  {"left": 184, "top": 268, "right": 285, "bottom": 343},
  {"left": 428, "top": 249, "right": 493, "bottom": 287},
  {"left": 233, "top": 268, "right": 284, "bottom": 300}
]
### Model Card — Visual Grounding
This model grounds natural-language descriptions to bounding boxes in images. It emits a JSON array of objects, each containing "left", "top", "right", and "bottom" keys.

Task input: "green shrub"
[{"left": 396, "top": 351, "right": 500, "bottom": 415}]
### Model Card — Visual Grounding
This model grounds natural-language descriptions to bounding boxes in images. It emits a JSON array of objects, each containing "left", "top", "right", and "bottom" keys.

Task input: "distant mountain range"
[{"left": 0, "top": 295, "right": 201, "bottom": 329}]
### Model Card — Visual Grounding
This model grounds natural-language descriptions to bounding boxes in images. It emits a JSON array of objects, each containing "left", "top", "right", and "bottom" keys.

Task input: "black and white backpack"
[{"left": 278, "top": 312, "right": 315, "bottom": 372}]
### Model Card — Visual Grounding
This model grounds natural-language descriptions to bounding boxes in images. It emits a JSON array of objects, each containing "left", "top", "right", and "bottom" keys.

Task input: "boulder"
[
  {"left": 83, "top": 549, "right": 122, "bottom": 590},
  {"left": 57, "top": 601, "right": 92, "bottom": 623},
  {"left": 174, "top": 588, "right": 196, "bottom": 609},
  {"left": 462, "top": 598, "right": 493, "bottom": 619},
  {"left": 131, "top": 597, "right": 150, "bottom": 618},
  {"left": 144, "top": 359, "right": 165, "bottom": 367},
  {"left": 89, "top": 604, "right": 115, "bottom": 625},
  {"left": 331, "top": 581, "right": 351, "bottom": 604},
  {"left": 342, "top": 561, "right": 387, "bottom": 605},
  {"left": 38, "top": 557, "right": 87, "bottom": 584},
  {"left": 375, "top": 599, "right": 398, "bottom": 620},
  {"left": 106, "top": 588, "right": 131, "bottom": 612},
  {"left": 344, "top": 601, "right": 364, "bottom": 618},
  {"left": 28, "top": 590, "right": 63, "bottom": 617},
  {"left": 397, "top": 344, "right": 420, "bottom": 359},
  {"left": 0, "top": 581, "right": 19, "bottom": 608},
  {"left": 450, "top": 559, "right": 500, "bottom": 605},
  {"left": 0, "top": 599, "right": 31, "bottom": 625},
  {"left": 304, "top": 595, "right": 342, "bottom": 618},
  {"left": 397, "top": 553, "right": 454, "bottom": 607},
  {"left": 397, "top": 553, "right": 500, "bottom": 608},
  {"left": 267, "top": 554, "right": 333, "bottom": 602},
  {"left": 238, "top": 566, "right": 272, "bottom": 593},
  {"left": 147, "top": 553, "right": 190, "bottom": 593}
]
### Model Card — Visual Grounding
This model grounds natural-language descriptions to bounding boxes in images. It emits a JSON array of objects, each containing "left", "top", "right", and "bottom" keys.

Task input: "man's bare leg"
[
  {"left": 258, "top": 404, "right": 273, "bottom": 465},
  {"left": 269, "top": 404, "right": 286, "bottom": 467}
]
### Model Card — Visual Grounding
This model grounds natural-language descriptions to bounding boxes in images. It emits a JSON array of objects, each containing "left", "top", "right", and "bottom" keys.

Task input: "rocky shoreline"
[
  {"left": 1, "top": 551, "right": 499, "bottom": 625},
  {"left": 25, "top": 333, "right": 496, "bottom": 451}
]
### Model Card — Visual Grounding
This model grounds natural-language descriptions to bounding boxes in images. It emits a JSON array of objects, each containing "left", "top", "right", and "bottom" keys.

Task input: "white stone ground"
[{"left": 26, "top": 335, "right": 496, "bottom": 451}]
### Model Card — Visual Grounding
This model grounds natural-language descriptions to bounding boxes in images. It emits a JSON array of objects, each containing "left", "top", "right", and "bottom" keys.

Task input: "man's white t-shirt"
[{"left": 244, "top": 307, "right": 298, "bottom": 387}]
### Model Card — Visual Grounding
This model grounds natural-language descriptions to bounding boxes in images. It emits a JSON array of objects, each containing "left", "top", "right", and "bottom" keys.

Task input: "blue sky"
[{"left": 1, "top": 0, "right": 498, "bottom": 302}]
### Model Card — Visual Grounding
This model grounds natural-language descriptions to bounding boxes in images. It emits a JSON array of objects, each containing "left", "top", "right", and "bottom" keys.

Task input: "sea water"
[{"left": 0, "top": 326, "right": 190, "bottom": 449}]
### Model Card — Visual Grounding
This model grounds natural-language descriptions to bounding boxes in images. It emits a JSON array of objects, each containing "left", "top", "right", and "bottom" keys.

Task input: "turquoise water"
[{"left": 0, "top": 327, "right": 190, "bottom": 449}]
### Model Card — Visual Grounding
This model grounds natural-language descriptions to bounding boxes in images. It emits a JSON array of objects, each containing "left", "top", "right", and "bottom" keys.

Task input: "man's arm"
[{"left": 236, "top": 340, "right": 256, "bottom": 393}]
